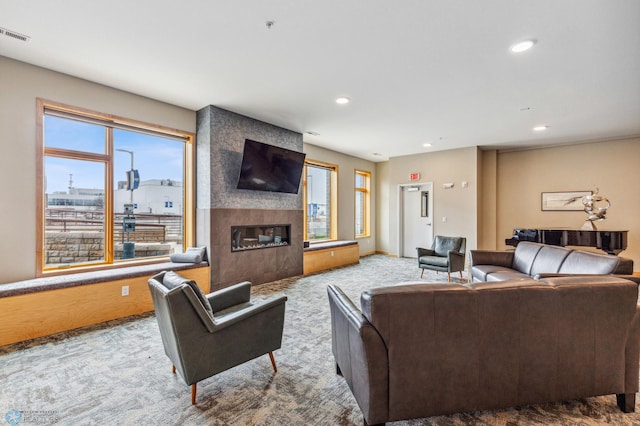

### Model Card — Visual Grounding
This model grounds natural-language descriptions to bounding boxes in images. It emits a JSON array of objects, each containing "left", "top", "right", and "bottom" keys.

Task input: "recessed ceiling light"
[
  {"left": 533, "top": 125, "right": 549, "bottom": 131},
  {"left": 335, "top": 97, "right": 350, "bottom": 104},
  {"left": 422, "top": 143, "right": 432, "bottom": 147},
  {"left": 511, "top": 40, "right": 535, "bottom": 53}
]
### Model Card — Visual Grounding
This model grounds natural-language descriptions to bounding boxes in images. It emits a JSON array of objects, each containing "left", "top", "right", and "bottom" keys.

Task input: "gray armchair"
[
  {"left": 148, "top": 271, "right": 287, "bottom": 404},
  {"left": 417, "top": 235, "right": 466, "bottom": 281}
]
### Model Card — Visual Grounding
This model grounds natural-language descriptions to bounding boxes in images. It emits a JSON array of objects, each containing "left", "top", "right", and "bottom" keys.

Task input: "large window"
[
  {"left": 355, "top": 170, "right": 371, "bottom": 237},
  {"left": 304, "top": 160, "right": 337, "bottom": 242},
  {"left": 37, "top": 99, "right": 194, "bottom": 274}
]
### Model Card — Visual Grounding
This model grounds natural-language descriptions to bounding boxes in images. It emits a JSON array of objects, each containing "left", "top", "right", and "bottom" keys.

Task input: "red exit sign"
[{"left": 409, "top": 172, "right": 420, "bottom": 181}]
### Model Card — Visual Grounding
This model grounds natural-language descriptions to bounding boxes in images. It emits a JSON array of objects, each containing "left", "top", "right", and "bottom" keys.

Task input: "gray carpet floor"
[{"left": 1, "top": 255, "right": 640, "bottom": 425}]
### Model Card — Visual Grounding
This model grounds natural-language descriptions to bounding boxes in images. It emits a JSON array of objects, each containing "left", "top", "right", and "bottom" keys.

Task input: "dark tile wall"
[
  {"left": 206, "top": 208, "right": 303, "bottom": 290},
  {"left": 196, "top": 106, "right": 304, "bottom": 289}
]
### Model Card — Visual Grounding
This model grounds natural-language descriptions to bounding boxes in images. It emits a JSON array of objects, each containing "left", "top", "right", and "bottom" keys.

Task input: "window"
[
  {"left": 355, "top": 170, "right": 371, "bottom": 237},
  {"left": 36, "top": 99, "right": 194, "bottom": 274},
  {"left": 303, "top": 160, "right": 337, "bottom": 242}
]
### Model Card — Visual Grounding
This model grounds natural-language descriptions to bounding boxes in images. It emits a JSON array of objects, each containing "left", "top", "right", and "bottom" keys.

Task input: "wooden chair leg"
[
  {"left": 459, "top": 271, "right": 463, "bottom": 279},
  {"left": 269, "top": 351, "right": 278, "bottom": 373},
  {"left": 447, "top": 272, "right": 451, "bottom": 282},
  {"left": 172, "top": 365, "right": 176, "bottom": 374},
  {"left": 420, "top": 269, "right": 424, "bottom": 278},
  {"left": 191, "top": 383, "right": 197, "bottom": 405}
]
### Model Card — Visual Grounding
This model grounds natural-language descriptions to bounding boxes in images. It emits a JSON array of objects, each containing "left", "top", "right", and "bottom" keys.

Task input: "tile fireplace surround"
[{"left": 205, "top": 208, "right": 303, "bottom": 291}]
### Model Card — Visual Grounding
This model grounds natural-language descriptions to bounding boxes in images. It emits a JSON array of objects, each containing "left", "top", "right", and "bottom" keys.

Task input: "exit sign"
[{"left": 409, "top": 172, "right": 420, "bottom": 181}]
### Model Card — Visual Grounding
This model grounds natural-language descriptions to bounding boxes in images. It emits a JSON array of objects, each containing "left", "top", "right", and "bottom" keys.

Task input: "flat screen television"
[{"left": 236, "top": 139, "right": 306, "bottom": 194}]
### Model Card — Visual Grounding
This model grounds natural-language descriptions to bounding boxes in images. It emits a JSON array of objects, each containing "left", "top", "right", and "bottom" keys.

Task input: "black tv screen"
[{"left": 236, "top": 139, "right": 306, "bottom": 194}]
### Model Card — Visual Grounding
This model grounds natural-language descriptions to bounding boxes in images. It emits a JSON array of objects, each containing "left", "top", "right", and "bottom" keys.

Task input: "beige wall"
[
  {"left": 495, "top": 137, "right": 640, "bottom": 268},
  {"left": 479, "top": 149, "right": 498, "bottom": 250},
  {"left": 375, "top": 161, "right": 390, "bottom": 254},
  {"left": 303, "top": 143, "right": 376, "bottom": 255},
  {"left": 384, "top": 147, "right": 479, "bottom": 257},
  {"left": 0, "top": 56, "right": 195, "bottom": 284}
]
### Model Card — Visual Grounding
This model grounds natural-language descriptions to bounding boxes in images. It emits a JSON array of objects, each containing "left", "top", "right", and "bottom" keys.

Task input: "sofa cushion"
[
  {"left": 434, "top": 236, "right": 462, "bottom": 257},
  {"left": 163, "top": 271, "right": 214, "bottom": 315},
  {"left": 530, "top": 245, "right": 572, "bottom": 276},
  {"left": 512, "top": 242, "right": 544, "bottom": 274},
  {"left": 485, "top": 271, "right": 531, "bottom": 281},
  {"left": 419, "top": 256, "right": 449, "bottom": 268},
  {"left": 471, "top": 265, "right": 516, "bottom": 281},
  {"left": 559, "top": 250, "right": 620, "bottom": 274}
]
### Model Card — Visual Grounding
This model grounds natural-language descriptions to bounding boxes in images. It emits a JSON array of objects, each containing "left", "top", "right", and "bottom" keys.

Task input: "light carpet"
[{"left": 1, "top": 255, "right": 639, "bottom": 425}]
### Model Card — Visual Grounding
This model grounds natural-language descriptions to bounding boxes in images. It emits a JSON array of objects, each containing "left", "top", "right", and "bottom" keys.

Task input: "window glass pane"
[
  {"left": 44, "top": 157, "right": 105, "bottom": 267},
  {"left": 306, "top": 165, "right": 331, "bottom": 241},
  {"left": 355, "top": 191, "right": 365, "bottom": 235},
  {"left": 114, "top": 129, "right": 184, "bottom": 260},
  {"left": 44, "top": 115, "right": 105, "bottom": 154},
  {"left": 355, "top": 173, "right": 365, "bottom": 188}
]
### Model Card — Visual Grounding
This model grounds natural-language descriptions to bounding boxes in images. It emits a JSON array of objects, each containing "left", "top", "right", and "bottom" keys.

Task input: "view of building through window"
[
  {"left": 305, "top": 162, "right": 335, "bottom": 241},
  {"left": 42, "top": 109, "right": 187, "bottom": 269},
  {"left": 355, "top": 170, "right": 371, "bottom": 237}
]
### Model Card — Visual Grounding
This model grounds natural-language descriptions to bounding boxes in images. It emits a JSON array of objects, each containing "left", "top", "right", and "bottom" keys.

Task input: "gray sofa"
[
  {"left": 328, "top": 276, "right": 640, "bottom": 425},
  {"left": 470, "top": 241, "right": 634, "bottom": 282}
]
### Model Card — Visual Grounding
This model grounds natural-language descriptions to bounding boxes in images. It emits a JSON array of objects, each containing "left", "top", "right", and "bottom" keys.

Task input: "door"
[{"left": 400, "top": 184, "right": 432, "bottom": 258}]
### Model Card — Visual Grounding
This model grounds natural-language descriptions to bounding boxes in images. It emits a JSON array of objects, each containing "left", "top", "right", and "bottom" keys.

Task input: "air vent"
[{"left": 0, "top": 27, "right": 30, "bottom": 42}]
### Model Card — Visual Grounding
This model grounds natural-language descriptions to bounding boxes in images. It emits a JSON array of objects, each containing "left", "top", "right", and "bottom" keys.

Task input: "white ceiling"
[{"left": 1, "top": 0, "right": 639, "bottom": 161}]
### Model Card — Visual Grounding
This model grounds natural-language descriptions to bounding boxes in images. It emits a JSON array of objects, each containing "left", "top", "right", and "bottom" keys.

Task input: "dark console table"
[{"left": 505, "top": 228, "right": 628, "bottom": 255}]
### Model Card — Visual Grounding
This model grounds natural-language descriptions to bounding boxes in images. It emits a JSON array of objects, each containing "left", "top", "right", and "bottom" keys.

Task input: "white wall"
[
  {"left": 303, "top": 143, "right": 376, "bottom": 255},
  {"left": 0, "top": 56, "right": 195, "bottom": 283}
]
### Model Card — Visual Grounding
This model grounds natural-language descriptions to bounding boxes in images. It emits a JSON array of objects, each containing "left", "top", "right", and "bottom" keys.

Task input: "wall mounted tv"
[{"left": 236, "top": 139, "right": 306, "bottom": 194}]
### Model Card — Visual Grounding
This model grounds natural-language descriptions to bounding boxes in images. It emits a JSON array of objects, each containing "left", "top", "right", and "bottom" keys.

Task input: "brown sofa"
[
  {"left": 328, "top": 276, "right": 640, "bottom": 426},
  {"left": 470, "top": 241, "right": 635, "bottom": 282}
]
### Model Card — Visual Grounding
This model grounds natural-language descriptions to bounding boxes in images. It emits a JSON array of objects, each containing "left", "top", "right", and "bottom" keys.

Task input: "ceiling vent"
[{"left": 0, "top": 27, "right": 30, "bottom": 42}]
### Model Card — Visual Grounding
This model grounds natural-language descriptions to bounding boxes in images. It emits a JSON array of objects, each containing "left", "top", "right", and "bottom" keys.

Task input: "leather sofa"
[
  {"left": 328, "top": 276, "right": 640, "bottom": 425},
  {"left": 470, "top": 241, "right": 635, "bottom": 282}
]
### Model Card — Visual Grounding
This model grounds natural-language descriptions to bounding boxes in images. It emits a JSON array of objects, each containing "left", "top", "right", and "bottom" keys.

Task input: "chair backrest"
[
  {"left": 148, "top": 273, "right": 216, "bottom": 376},
  {"left": 431, "top": 235, "right": 466, "bottom": 257}
]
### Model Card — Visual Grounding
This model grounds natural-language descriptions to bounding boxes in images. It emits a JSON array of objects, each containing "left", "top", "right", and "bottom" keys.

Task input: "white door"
[{"left": 401, "top": 184, "right": 433, "bottom": 258}]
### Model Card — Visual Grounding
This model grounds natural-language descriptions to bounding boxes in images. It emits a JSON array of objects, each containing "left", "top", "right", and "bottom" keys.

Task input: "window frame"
[
  {"left": 36, "top": 98, "right": 195, "bottom": 276},
  {"left": 354, "top": 169, "right": 371, "bottom": 238},
  {"left": 303, "top": 159, "right": 338, "bottom": 243}
]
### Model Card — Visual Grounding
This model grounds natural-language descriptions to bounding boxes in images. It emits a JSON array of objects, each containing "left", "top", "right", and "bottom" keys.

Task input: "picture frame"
[{"left": 541, "top": 191, "right": 591, "bottom": 211}]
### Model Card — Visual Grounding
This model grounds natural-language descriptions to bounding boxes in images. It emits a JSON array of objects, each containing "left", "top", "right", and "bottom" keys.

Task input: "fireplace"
[{"left": 231, "top": 224, "right": 290, "bottom": 252}]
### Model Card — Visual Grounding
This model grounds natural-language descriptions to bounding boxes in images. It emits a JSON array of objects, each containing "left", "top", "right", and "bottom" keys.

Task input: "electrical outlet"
[{"left": 121, "top": 285, "right": 129, "bottom": 296}]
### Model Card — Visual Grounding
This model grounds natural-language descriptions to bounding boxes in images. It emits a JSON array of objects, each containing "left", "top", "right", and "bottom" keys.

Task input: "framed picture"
[{"left": 541, "top": 191, "right": 591, "bottom": 211}]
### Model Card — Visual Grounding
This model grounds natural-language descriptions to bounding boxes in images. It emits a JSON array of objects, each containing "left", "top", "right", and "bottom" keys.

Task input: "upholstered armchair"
[
  {"left": 148, "top": 271, "right": 287, "bottom": 404},
  {"left": 417, "top": 235, "right": 466, "bottom": 281}
]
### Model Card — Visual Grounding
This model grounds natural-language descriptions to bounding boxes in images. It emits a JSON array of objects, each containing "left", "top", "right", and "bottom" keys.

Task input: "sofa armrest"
[
  {"left": 417, "top": 247, "right": 435, "bottom": 257},
  {"left": 469, "top": 250, "right": 514, "bottom": 268},
  {"left": 207, "top": 281, "right": 252, "bottom": 312},
  {"left": 448, "top": 250, "right": 466, "bottom": 272},
  {"left": 211, "top": 295, "right": 287, "bottom": 332},
  {"left": 327, "top": 285, "right": 389, "bottom": 425},
  {"left": 625, "top": 305, "right": 640, "bottom": 395}
]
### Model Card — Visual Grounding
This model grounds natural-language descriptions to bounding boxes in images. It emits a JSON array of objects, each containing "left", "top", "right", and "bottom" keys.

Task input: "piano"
[{"left": 505, "top": 228, "right": 628, "bottom": 255}]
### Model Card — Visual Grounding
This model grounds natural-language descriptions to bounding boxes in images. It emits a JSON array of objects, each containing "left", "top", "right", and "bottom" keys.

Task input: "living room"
[{"left": 2, "top": 1, "right": 640, "bottom": 424}]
